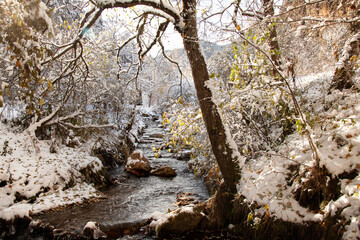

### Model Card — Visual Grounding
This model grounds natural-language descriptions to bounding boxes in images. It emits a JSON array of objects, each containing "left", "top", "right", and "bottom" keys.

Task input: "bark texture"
[{"left": 180, "top": 0, "right": 240, "bottom": 196}]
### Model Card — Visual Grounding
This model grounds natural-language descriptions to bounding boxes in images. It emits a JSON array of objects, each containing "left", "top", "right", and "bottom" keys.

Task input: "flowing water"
[{"left": 36, "top": 120, "right": 209, "bottom": 238}]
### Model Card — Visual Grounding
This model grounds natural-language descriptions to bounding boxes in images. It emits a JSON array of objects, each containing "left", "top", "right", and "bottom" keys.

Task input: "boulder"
[
  {"left": 151, "top": 166, "right": 177, "bottom": 178},
  {"left": 91, "top": 138, "right": 123, "bottom": 169},
  {"left": 82, "top": 221, "right": 107, "bottom": 239},
  {"left": 125, "top": 150, "right": 151, "bottom": 177},
  {"left": 150, "top": 205, "right": 205, "bottom": 237}
]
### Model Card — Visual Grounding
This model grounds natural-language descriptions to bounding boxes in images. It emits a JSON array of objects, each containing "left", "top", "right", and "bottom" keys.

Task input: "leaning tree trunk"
[{"left": 180, "top": 0, "right": 241, "bottom": 227}]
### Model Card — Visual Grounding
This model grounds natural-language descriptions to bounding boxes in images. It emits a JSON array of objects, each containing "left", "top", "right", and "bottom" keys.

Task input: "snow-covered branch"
[
  {"left": 335, "top": 32, "right": 360, "bottom": 69},
  {"left": 44, "top": 109, "right": 84, "bottom": 126},
  {"left": 60, "top": 122, "right": 117, "bottom": 130},
  {"left": 94, "top": 0, "right": 181, "bottom": 26}
]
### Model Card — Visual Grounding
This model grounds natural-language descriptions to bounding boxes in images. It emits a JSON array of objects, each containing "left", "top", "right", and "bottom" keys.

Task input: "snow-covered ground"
[
  {"left": 0, "top": 124, "right": 105, "bottom": 221},
  {"left": 0, "top": 105, "right": 155, "bottom": 222},
  {"left": 238, "top": 72, "right": 360, "bottom": 239}
]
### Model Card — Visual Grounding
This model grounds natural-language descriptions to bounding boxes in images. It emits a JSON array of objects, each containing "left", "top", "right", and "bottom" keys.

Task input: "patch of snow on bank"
[
  {"left": 0, "top": 123, "right": 104, "bottom": 220},
  {"left": 238, "top": 72, "right": 360, "bottom": 239}
]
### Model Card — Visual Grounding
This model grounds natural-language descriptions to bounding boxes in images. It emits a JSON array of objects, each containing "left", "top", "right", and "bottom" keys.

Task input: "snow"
[
  {"left": 0, "top": 123, "right": 105, "bottom": 221},
  {"left": 336, "top": 32, "right": 360, "bottom": 69},
  {"left": 149, "top": 205, "right": 196, "bottom": 233},
  {"left": 235, "top": 72, "right": 360, "bottom": 238},
  {"left": 239, "top": 154, "right": 319, "bottom": 223},
  {"left": 132, "top": 149, "right": 144, "bottom": 157},
  {"left": 205, "top": 78, "right": 244, "bottom": 167},
  {"left": 183, "top": 70, "right": 359, "bottom": 237},
  {"left": 94, "top": 0, "right": 181, "bottom": 19},
  {"left": 1, "top": 82, "right": 9, "bottom": 90},
  {"left": 83, "top": 221, "right": 107, "bottom": 239},
  {"left": 84, "top": 221, "right": 98, "bottom": 229},
  {"left": 224, "top": 125, "right": 245, "bottom": 168},
  {"left": 180, "top": 205, "right": 194, "bottom": 214}
]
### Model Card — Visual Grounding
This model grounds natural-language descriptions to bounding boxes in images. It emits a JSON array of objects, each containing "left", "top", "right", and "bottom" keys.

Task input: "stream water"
[{"left": 36, "top": 120, "right": 209, "bottom": 239}]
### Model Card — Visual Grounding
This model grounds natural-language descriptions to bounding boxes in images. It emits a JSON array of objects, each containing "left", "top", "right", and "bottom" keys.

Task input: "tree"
[
  {"left": 64, "top": 0, "right": 243, "bottom": 226},
  {"left": 0, "top": 0, "right": 143, "bottom": 156}
]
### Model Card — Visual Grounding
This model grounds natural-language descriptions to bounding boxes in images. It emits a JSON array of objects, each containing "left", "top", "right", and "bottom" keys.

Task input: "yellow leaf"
[
  {"left": 265, "top": 204, "right": 269, "bottom": 211},
  {"left": 48, "top": 81, "right": 54, "bottom": 92},
  {"left": 39, "top": 98, "right": 44, "bottom": 107},
  {"left": 236, "top": 25, "right": 241, "bottom": 31},
  {"left": 68, "top": 25, "right": 71, "bottom": 30}
]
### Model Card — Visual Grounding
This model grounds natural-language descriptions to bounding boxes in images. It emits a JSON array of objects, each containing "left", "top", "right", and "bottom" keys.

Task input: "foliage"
[
  {"left": 0, "top": 0, "right": 143, "bottom": 145},
  {"left": 0, "top": 0, "right": 52, "bottom": 113}
]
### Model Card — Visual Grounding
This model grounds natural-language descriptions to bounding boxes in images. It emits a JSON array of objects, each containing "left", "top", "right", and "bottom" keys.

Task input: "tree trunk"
[
  {"left": 180, "top": 0, "right": 241, "bottom": 226},
  {"left": 263, "top": 0, "right": 282, "bottom": 71}
]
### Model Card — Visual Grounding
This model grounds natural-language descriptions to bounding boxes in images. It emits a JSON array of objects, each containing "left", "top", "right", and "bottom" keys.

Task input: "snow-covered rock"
[
  {"left": 150, "top": 205, "right": 205, "bottom": 237},
  {"left": 82, "top": 221, "right": 107, "bottom": 239},
  {"left": 125, "top": 150, "right": 151, "bottom": 177}
]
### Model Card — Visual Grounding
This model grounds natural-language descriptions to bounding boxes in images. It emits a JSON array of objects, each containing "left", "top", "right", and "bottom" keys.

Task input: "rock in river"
[
  {"left": 125, "top": 150, "right": 151, "bottom": 177},
  {"left": 150, "top": 205, "right": 205, "bottom": 237},
  {"left": 151, "top": 166, "right": 177, "bottom": 178},
  {"left": 82, "top": 221, "right": 107, "bottom": 239}
]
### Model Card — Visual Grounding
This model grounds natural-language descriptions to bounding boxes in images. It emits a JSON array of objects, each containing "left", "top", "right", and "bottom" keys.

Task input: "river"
[{"left": 36, "top": 120, "right": 209, "bottom": 239}]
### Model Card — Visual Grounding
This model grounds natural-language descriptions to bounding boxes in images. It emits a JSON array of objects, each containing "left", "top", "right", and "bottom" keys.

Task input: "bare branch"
[
  {"left": 200, "top": 2, "right": 233, "bottom": 23},
  {"left": 158, "top": 38, "right": 190, "bottom": 96},
  {"left": 141, "top": 21, "right": 169, "bottom": 59}
]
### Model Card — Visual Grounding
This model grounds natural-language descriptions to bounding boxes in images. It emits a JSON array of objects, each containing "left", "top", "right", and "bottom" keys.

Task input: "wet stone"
[{"left": 151, "top": 166, "right": 177, "bottom": 178}]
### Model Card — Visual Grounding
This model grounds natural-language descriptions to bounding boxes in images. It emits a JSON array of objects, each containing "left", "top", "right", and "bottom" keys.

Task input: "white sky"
[{"left": 98, "top": 0, "right": 283, "bottom": 52}]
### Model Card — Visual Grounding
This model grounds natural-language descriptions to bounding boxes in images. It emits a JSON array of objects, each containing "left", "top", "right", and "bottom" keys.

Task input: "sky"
[
  {"left": 98, "top": 0, "right": 237, "bottom": 52},
  {"left": 94, "top": 0, "right": 284, "bottom": 53}
]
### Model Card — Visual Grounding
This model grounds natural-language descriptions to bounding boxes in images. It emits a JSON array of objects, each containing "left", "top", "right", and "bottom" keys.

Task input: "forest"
[{"left": 0, "top": 0, "right": 359, "bottom": 239}]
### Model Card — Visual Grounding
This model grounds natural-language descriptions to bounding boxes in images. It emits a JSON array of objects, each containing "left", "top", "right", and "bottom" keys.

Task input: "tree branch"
[{"left": 94, "top": 0, "right": 181, "bottom": 27}]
